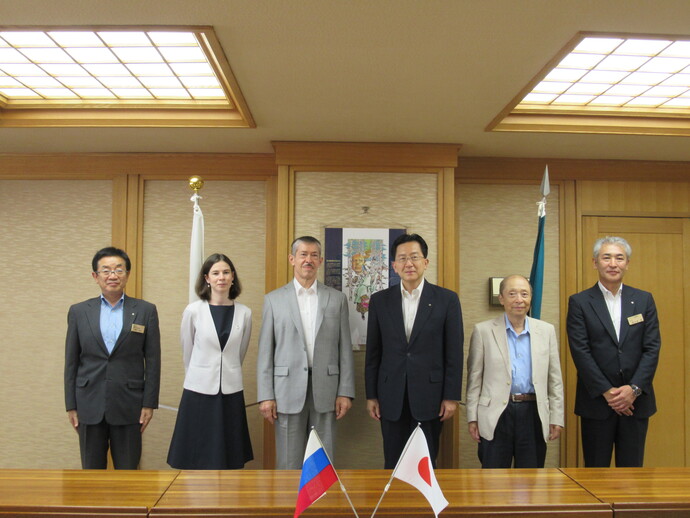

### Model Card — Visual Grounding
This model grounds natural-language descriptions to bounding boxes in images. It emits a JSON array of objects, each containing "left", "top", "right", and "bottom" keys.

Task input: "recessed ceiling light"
[
  {"left": 0, "top": 26, "right": 254, "bottom": 128},
  {"left": 489, "top": 32, "right": 690, "bottom": 136}
]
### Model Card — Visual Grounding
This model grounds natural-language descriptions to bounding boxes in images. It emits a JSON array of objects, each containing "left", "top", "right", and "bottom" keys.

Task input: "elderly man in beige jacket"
[{"left": 466, "top": 274, "right": 564, "bottom": 468}]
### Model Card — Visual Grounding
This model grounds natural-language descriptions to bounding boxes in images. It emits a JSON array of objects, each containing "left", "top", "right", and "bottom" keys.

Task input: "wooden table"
[
  {"left": 562, "top": 468, "right": 690, "bottom": 517},
  {"left": 151, "top": 469, "right": 610, "bottom": 517},
  {"left": 0, "top": 469, "right": 178, "bottom": 517},
  {"left": 7, "top": 468, "right": 690, "bottom": 517}
]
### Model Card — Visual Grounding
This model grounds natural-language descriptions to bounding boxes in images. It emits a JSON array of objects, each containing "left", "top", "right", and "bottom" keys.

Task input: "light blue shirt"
[
  {"left": 100, "top": 294, "right": 124, "bottom": 354},
  {"left": 505, "top": 314, "right": 534, "bottom": 394}
]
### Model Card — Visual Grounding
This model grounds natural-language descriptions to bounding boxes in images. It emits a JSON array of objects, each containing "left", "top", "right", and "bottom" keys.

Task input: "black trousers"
[
  {"left": 78, "top": 419, "right": 142, "bottom": 469},
  {"left": 580, "top": 414, "right": 648, "bottom": 467},
  {"left": 380, "top": 391, "right": 443, "bottom": 469},
  {"left": 478, "top": 400, "right": 546, "bottom": 468}
]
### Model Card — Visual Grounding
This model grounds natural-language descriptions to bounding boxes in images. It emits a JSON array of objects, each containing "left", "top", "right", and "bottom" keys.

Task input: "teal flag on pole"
[{"left": 529, "top": 166, "right": 549, "bottom": 319}]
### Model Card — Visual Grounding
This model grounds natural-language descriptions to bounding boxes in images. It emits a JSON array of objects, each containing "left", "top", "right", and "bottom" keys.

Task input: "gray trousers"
[
  {"left": 78, "top": 418, "right": 141, "bottom": 469},
  {"left": 275, "top": 376, "right": 335, "bottom": 469}
]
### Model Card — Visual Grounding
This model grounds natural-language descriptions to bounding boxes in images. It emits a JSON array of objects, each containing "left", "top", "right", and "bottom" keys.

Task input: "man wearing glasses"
[
  {"left": 365, "top": 233, "right": 463, "bottom": 468},
  {"left": 64, "top": 247, "right": 161, "bottom": 469}
]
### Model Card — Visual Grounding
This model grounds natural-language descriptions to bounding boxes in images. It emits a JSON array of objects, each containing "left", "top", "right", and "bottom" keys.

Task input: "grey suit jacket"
[
  {"left": 64, "top": 295, "right": 161, "bottom": 426},
  {"left": 466, "top": 315, "right": 564, "bottom": 442},
  {"left": 257, "top": 281, "right": 355, "bottom": 414}
]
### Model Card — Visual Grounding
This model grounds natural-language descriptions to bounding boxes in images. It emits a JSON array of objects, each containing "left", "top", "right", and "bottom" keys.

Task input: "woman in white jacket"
[{"left": 167, "top": 253, "right": 253, "bottom": 469}]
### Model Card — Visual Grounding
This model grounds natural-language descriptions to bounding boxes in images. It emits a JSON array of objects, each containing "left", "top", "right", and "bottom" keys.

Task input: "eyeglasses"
[
  {"left": 97, "top": 269, "right": 127, "bottom": 277},
  {"left": 395, "top": 255, "right": 424, "bottom": 264}
]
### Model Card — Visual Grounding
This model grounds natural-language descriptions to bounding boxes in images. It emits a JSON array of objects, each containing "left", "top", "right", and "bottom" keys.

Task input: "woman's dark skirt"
[{"left": 167, "top": 389, "right": 253, "bottom": 469}]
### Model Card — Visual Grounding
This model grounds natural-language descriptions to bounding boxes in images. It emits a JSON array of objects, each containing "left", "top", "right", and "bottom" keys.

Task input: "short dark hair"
[
  {"left": 195, "top": 253, "right": 242, "bottom": 301},
  {"left": 291, "top": 236, "right": 322, "bottom": 256},
  {"left": 391, "top": 233, "right": 428, "bottom": 259},
  {"left": 92, "top": 247, "right": 131, "bottom": 272}
]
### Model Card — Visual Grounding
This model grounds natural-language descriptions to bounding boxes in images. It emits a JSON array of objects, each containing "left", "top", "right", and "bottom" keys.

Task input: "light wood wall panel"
[
  {"left": 579, "top": 180, "right": 690, "bottom": 216},
  {"left": 0, "top": 180, "right": 111, "bottom": 468},
  {"left": 456, "top": 182, "right": 561, "bottom": 468},
  {"left": 141, "top": 180, "right": 266, "bottom": 469},
  {"left": 294, "top": 170, "right": 438, "bottom": 469}
]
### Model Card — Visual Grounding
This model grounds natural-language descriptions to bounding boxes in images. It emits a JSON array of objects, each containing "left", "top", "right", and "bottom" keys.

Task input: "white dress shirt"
[
  {"left": 401, "top": 278, "right": 425, "bottom": 341},
  {"left": 598, "top": 281, "right": 623, "bottom": 340},
  {"left": 294, "top": 277, "right": 318, "bottom": 367}
]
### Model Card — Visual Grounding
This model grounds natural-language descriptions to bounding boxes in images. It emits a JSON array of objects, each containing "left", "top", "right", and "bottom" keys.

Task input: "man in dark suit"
[
  {"left": 567, "top": 236, "right": 660, "bottom": 467},
  {"left": 365, "top": 233, "right": 463, "bottom": 468},
  {"left": 64, "top": 247, "right": 161, "bottom": 469}
]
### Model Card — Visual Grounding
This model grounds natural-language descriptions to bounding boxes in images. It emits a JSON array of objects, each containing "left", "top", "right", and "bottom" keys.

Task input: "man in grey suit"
[
  {"left": 64, "top": 247, "right": 161, "bottom": 469},
  {"left": 257, "top": 236, "right": 355, "bottom": 469}
]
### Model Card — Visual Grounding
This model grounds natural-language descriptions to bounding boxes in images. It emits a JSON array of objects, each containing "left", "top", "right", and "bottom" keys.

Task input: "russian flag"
[{"left": 294, "top": 429, "right": 338, "bottom": 518}]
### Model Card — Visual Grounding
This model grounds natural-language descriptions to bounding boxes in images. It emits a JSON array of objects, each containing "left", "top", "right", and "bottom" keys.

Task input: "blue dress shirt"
[
  {"left": 505, "top": 314, "right": 535, "bottom": 394},
  {"left": 100, "top": 294, "right": 124, "bottom": 354}
]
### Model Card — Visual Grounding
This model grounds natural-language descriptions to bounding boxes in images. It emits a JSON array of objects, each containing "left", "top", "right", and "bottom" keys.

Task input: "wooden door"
[{"left": 579, "top": 216, "right": 689, "bottom": 466}]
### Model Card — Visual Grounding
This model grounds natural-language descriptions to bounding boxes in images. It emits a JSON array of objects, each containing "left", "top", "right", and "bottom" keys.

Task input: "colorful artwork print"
[
  {"left": 324, "top": 228, "right": 404, "bottom": 349},
  {"left": 344, "top": 238, "right": 387, "bottom": 321}
]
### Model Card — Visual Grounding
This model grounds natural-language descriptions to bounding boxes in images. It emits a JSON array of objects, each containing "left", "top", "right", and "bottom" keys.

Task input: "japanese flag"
[{"left": 393, "top": 426, "right": 448, "bottom": 517}]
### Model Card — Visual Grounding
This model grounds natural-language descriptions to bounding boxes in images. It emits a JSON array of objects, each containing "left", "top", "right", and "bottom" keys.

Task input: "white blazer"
[
  {"left": 466, "top": 315, "right": 564, "bottom": 442},
  {"left": 180, "top": 300, "right": 252, "bottom": 395}
]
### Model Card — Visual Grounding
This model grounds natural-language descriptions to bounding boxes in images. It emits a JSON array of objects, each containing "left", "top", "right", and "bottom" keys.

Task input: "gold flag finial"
[{"left": 188, "top": 176, "right": 205, "bottom": 193}]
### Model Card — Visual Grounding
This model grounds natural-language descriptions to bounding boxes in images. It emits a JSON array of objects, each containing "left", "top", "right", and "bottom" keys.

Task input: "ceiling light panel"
[
  {"left": 517, "top": 35, "right": 690, "bottom": 111},
  {"left": 0, "top": 28, "right": 232, "bottom": 102}
]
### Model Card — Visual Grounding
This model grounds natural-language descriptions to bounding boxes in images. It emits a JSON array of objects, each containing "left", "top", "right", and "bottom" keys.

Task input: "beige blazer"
[
  {"left": 466, "top": 315, "right": 564, "bottom": 442},
  {"left": 180, "top": 300, "right": 252, "bottom": 395}
]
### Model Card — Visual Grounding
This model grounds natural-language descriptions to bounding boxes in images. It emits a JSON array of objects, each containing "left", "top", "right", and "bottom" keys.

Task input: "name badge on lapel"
[
  {"left": 627, "top": 314, "right": 644, "bottom": 325},
  {"left": 131, "top": 324, "right": 146, "bottom": 333}
]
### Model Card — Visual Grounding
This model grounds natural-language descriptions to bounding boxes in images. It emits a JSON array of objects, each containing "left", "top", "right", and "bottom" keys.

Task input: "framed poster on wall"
[{"left": 324, "top": 227, "right": 405, "bottom": 349}]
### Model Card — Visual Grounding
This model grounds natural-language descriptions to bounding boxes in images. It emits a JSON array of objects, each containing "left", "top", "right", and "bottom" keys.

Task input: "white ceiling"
[{"left": 2, "top": 0, "right": 690, "bottom": 161}]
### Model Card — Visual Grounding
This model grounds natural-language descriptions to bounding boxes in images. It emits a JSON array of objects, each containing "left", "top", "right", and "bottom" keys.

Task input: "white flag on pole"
[
  {"left": 393, "top": 425, "right": 448, "bottom": 517},
  {"left": 189, "top": 193, "right": 204, "bottom": 303}
]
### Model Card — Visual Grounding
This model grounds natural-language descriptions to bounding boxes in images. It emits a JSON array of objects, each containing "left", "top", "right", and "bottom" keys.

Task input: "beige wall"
[
  {"left": 2, "top": 154, "right": 686, "bottom": 471},
  {"left": 456, "top": 182, "right": 561, "bottom": 468},
  {"left": 0, "top": 180, "right": 112, "bottom": 468},
  {"left": 294, "top": 170, "right": 438, "bottom": 468},
  {"left": 141, "top": 179, "right": 266, "bottom": 469}
]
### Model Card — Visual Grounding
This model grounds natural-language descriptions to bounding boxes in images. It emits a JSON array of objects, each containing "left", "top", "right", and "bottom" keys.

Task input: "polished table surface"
[
  {"left": 562, "top": 468, "right": 690, "bottom": 516},
  {"left": 0, "top": 469, "right": 177, "bottom": 517},
  {"left": 4, "top": 468, "right": 690, "bottom": 517},
  {"left": 152, "top": 469, "right": 609, "bottom": 517}
]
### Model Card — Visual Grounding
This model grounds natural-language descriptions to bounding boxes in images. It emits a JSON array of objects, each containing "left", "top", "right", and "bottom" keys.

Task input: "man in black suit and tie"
[
  {"left": 567, "top": 236, "right": 660, "bottom": 467},
  {"left": 365, "top": 233, "right": 463, "bottom": 468},
  {"left": 64, "top": 247, "right": 161, "bottom": 469}
]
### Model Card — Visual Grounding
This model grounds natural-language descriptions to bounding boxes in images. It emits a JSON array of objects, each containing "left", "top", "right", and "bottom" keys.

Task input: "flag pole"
[
  {"left": 188, "top": 176, "right": 205, "bottom": 304},
  {"left": 370, "top": 423, "right": 422, "bottom": 518},
  {"left": 528, "top": 165, "right": 549, "bottom": 320},
  {"left": 311, "top": 427, "right": 359, "bottom": 518}
]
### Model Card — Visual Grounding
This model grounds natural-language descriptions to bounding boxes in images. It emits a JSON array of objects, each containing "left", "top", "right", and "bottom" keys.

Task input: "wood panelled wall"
[
  {"left": 458, "top": 157, "right": 690, "bottom": 467},
  {"left": 0, "top": 151, "right": 689, "bottom": 470}
]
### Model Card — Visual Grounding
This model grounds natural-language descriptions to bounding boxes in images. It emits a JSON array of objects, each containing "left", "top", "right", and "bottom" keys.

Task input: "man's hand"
[
  {"left": 140, "top": 407, "right": 154, "bottom": 432},
  {"left": 67, "top": 410, "right": 79, "bottom": 433},
  {"left": 439, "top": 400, "right": 458, "bottom": 422},
  {"left": 335, "top": 397, "right": 352, "bottom": 420},
  {"left": 366, "top": 399, "right": 381, "bottom": 421},
  {"left": 468, "top": 421, "right": 480, "bottom": 443},
  {"left": 259, "top": 400, "right": 278, "bottom": 424},
  {"left": 549, "top": 424, "right": 563, "bottom": 441},
  {"left": 603, "top": 386, "right": 634, "bottom": 416}
]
